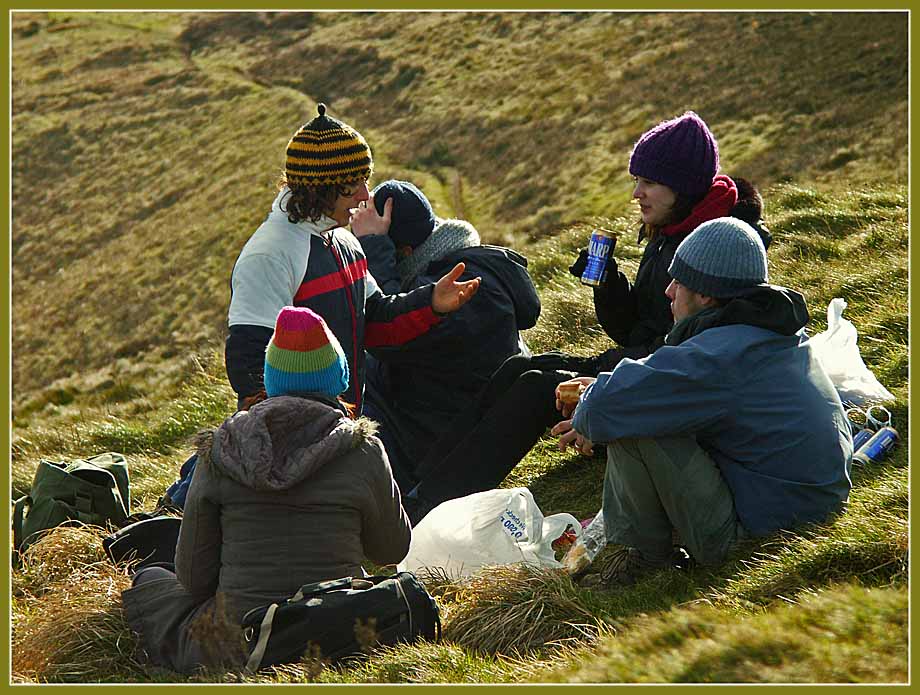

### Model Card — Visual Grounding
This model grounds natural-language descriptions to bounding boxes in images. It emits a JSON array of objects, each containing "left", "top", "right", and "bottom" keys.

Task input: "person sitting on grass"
[
  {"left": 122, "top": 306, "right": 411, "bottom": 674},
  {"left": 161, "top": 104, "right": 479, "bottom": 509},
  {"left": 348, "top": 179, "right": 541, "bottom": 493},
  {"left": 398, "top": 111, "right": 772, "bottom": 526},
  {"left": 552, "top": 217, "right": 853, "bottom": 588}
]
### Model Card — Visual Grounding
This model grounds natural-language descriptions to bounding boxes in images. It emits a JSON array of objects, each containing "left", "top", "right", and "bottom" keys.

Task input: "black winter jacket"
[
  {"left": 361, "top": 232, "right": 540, "bottom": 472},
  {"left": 591, "top": 176, "right": 773, "bottom": 371}
]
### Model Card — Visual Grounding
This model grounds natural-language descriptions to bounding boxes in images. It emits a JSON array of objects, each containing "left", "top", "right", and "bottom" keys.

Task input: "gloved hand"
[
  {"left": 568, "top": 249, "right": 589, "bottom": 279},
  {"left": 529, "top": 351, "right": 574, "bottom": 372},
  {"left": 559, "top": 354, "right": 601, "bottom": 376},
  {"left": 531, "top": 352, "right": 602, "bottom": 376},
  {"left": 568, "top": 248, "right": 618, "bottom": 285}
]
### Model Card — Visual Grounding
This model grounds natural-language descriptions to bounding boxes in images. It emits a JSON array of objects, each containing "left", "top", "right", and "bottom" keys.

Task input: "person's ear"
[{"left": 699, "top": 294, "right": 720, "bottom": 308}]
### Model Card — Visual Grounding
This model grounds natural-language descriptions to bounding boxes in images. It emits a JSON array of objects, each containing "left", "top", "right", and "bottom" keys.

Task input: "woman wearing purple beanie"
[
  {"left": 575, "top": 111, "right": 772, "bottom": 358},
  {"left": 401, "top": 111, "right": 772, "bottom": 527}
]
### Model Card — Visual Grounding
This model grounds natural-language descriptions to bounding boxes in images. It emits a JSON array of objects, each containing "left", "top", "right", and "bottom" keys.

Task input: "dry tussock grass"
[
  {"left": 420, "top": 563, "right": 604, "bottom": 656},
  {"left": 15, "top": 523, "right": 111, "bottom": 596},
  {"left": 12, "top": 525, "right": 144, "bottom": 682}
]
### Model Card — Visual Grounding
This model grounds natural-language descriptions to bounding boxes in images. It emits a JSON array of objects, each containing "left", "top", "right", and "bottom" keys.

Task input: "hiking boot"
[
  {"left": 599, "top": 547, "right": 670, "bottom": 587},
  {"left": 580, "top": 546, "right": 690, "bottom": 590}
]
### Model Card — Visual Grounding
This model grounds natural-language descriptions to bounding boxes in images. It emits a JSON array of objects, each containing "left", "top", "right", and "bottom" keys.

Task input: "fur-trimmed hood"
[{"left": 196, "top": 395, "right": 378, "bottom": 492}]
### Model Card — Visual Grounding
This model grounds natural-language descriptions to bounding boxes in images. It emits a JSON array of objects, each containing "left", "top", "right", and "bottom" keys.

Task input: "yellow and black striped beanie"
[{"left": 285, "top": 103, "right": 373, "bottom": 188}]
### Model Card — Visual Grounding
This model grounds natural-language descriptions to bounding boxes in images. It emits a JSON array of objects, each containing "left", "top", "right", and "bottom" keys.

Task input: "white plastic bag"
[
  {"left": 397, "top": 487, "right": 582, "bottom": 579},
  {"left": 809, "top": 298, "right": 895, "bottom": 405}
]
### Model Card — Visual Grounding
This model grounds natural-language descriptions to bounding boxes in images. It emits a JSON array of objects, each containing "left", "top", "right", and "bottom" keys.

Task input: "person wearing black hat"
[
  {"left": 349, "top": 180, "right": 541, "bottom": 493},
  {"left": 554, "top": 217, "right": 852, "bottom": 589}
]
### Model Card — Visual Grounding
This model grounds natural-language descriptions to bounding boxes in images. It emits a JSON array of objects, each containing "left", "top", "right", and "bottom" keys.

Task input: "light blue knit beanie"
[{"left": 668, "top": 217, "right": 768, "bottom": 298}]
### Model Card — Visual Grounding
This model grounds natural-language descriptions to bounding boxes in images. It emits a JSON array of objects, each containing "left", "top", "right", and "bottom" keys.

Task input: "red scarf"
[{"left": 659, "top": 175, "right": 738, "bottom": 237}]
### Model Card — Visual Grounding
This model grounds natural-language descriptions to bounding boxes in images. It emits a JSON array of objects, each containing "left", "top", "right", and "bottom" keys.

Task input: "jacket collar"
[{"left": 665, "top": 285, "right": 810, "bottom": 346}]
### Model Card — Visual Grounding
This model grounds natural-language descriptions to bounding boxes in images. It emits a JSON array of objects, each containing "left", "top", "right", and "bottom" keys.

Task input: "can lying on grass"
[{"left": 852, "top": 426, "right": 899, "bottom": 466}]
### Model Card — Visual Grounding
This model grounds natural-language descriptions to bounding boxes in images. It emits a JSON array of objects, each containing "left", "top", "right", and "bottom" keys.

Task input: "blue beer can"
[
  {"left": 852, "top": 428, "right": 874, "bottom": 450},
  {"left": 852, "top": 426, "right": 899, "bottom": 466},
  {"left": 580, "top": 229, "right": 618, "bottom": 287}
]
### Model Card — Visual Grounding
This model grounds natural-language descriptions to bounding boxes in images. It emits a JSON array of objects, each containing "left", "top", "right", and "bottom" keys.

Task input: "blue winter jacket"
[{"left": 572, "top": 286, "right": 853, "bottom": 537}]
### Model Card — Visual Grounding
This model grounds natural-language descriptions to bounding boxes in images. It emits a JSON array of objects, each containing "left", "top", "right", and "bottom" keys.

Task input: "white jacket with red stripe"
[{"left": 226, "top": 189, "right": 439, "bottom": 411}]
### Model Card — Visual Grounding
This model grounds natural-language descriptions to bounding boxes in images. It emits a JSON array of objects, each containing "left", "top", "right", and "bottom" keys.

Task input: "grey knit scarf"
[{"left": 396, "top": 218, "right": 481, "bottom": 290}]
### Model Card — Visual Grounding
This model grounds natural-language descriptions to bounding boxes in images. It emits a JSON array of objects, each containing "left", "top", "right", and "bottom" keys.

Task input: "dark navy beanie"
[
  {"left": 668, "top": 217, "right": 768, "bottom": 298},
  {"left": 372, "top": 180, "right": 437, "bottom": 249},
  {"left": 628, "top": 111, "right": 719, "bottom": 199}
]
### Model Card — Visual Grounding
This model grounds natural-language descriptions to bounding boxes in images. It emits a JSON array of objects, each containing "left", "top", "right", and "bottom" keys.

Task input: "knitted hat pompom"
[
  {"left": 668, "top": 217, "right": 768, "bottom": 298},
  {"left": 263, "top": 306, "right": 349, "bottom": 400},
  {"left": 285, "top": 103, "right": 373, "bottom": 188},
  {"left": 628, "top": 111, "right": 719, "bottom": 199},
  {"left": 372, "top": 180, "right": 437, "bottom": 249}
]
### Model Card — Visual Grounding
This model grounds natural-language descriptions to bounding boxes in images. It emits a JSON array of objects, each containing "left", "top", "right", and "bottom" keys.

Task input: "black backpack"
[
  {"left": 102, "top": 514, "right": 183, "bottom": 570},
  {"left": 241, "top": 572, "right": 441, "bottom": 671}
]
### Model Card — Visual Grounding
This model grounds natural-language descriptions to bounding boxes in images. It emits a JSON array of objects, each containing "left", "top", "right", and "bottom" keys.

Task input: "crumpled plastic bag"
[
  {"left": 397, "top": 487, "right": 582, "bottom": 579},
  {"left": 809, "top": 298, "right": 895, "bottom": 405},
  {"left": 562, "top": 508, "right": 607, "bottom": 576}
]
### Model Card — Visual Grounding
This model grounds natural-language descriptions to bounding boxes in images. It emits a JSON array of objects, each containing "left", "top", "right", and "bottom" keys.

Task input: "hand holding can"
[{"left": 580, "top": 229, "right": 618, "bottom": 287}]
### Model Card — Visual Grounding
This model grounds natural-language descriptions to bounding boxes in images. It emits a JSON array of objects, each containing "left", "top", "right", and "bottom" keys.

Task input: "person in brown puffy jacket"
[{"left": 121, "top": 306, "right": 410, "bottom": 674}]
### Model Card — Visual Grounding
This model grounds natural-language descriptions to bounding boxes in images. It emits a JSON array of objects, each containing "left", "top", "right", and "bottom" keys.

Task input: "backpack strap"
[
  {"left": 12, "top": 495, "right": 31, "bottom": 553},
  {"left": 392, "top": 576, "right": 413, "bottom": 637},
  {"left": 289, "top": 576, "right": 353, "bottom": 602},
  {"left": 245, "top": 603, "right": 278, "bottom": 672}
]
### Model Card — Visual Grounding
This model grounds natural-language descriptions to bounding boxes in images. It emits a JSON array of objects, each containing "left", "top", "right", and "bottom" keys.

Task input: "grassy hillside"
[
  {"left": 11, "top": 10, "right": 907, "bottom": 410},
  {"left": 10, "top": 10, "right": 909, "bottom": 684}
]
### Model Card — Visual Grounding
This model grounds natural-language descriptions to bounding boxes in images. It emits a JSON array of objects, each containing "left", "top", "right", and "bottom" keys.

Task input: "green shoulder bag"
[{"left": 12, "top": 452, "right": 131, "bottom": 553}]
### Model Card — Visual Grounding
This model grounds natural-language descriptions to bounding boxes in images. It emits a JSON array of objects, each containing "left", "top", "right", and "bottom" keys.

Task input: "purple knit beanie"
[{"left": 628, "top": 111, "right": 719, "bottom": 199}]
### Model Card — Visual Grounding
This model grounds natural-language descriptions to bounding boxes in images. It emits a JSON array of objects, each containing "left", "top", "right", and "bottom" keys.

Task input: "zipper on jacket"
[{"left": 325, "top": 234, "right": 362, "bottom": 412}]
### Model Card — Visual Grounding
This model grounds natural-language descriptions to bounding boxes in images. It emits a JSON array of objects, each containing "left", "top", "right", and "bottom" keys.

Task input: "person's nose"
[
  {"left": 665, "top": 280, "right": 677, "bottom": 299},
  {"left": 632, "top": 181, "right": 643, "bottom": 199},
  {"left": 355, "top": 182, "right": 370, "bottom": 202}
]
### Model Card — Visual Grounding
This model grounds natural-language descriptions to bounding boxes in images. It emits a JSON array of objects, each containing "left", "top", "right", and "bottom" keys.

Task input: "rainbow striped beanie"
[
  {"left": 263, "top": 306, "right": 350, "bottom": 400},
  {"left": 285, "top": 103, "right": 373, "bottom": 187}
]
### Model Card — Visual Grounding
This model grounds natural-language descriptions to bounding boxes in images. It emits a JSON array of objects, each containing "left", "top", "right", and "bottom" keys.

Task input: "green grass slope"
[
  {"left": 10, "top": 10, "right": 909, "bottom": 684},
  {"left": 11, "top": 10, "right": 907, "bottom": 409}
]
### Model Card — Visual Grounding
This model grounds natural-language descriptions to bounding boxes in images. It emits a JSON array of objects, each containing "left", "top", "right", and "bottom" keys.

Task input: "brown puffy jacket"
[
  {"left": 122, "top": 394, "right": 410, "bottom": 674},
  {"left": 177, "top": 394, "right": 411, "bottom": 621}
]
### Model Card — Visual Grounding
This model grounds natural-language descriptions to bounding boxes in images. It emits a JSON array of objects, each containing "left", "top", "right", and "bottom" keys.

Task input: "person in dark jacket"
[
  {"left": 554, "top": 217, "right": 852, "bottom": 588},
  {"left": 349, "top": 180, "right": 541, "bottom": 492},
  {"left": 122, "top": 306, "right": 411, "bottom": 674},
  {"left": 399, "top": 111, "right": 770, "bottom": 526}
]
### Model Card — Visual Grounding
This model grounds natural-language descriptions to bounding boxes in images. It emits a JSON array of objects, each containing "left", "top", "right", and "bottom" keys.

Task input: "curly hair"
[{"left": 277, "top": 174, "right": 363, "bottom": 224}]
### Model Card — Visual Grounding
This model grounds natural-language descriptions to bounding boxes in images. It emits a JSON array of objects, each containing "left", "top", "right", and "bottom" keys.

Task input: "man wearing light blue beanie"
[{"left": 554, "top": 217, "right": 853, "bottom": 589}]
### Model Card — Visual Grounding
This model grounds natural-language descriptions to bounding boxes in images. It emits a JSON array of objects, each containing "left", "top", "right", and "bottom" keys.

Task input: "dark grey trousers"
[{"left": 603, "top": 436, "right": 746, "bottom": 566}]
